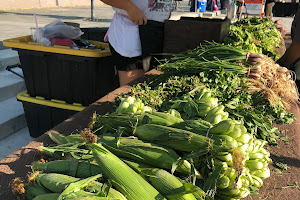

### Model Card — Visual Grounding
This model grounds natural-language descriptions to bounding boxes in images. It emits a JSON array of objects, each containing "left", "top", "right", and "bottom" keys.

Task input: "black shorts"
[
  {"left": 108, "top": 20, "right": 164, "bottom": 72},
  {"left": 109, "top": 43, "right": 144, "bottom": 71}
]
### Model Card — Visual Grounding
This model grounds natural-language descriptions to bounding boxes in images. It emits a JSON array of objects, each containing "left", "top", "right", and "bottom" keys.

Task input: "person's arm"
[
  {"left": 277, "top": 42, "right": 300, "bottom": 68},
  {"left": 100, "top": 0, "right": 147, "bottom": 25}
]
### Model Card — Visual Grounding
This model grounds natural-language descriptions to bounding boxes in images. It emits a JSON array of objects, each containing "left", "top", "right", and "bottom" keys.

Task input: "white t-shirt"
[{"left": 108, "top": 0, "right": 172, "bottom": 58}]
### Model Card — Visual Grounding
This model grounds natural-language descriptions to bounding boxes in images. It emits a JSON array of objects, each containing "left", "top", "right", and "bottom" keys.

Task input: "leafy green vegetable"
[
  {"left": 159, "top": 42, "right": 248, "bottom": 75},
  {"left": 274, "top": 161, "right": 288, "bottom": 171},
  {"left": 116, "top": 69, "right": 295, "bottom": 145},
  {"left": 273, "top": 168, "right": 282, "bottom": 174},
  {"left": 275, "top": 182, "right": 300, "bottom": 189},
  {"left": 224, "top": 17, "right": 282, "bottom": 60},
  {"left": 280, "top": 136, "right": 290, "bottom": 145}
]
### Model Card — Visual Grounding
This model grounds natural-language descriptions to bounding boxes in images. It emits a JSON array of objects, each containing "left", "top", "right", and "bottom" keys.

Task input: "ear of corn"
[
  {"left": 64, "top": 134, "right": 82, "bottom": 143},
  {"left": 34, "top": 173, "right": 79, "bottom": 193},
  {"left": 31, "top": 160, "right": 102, "bottom": 178},
  {"left": 38, "top": 144, "right": 87, "bottom": 160},
  {"left": 106, "top": 188, "right": 128, "bottom": 200},
  {"left": 32, "top": 193, "right": 60, "bottom": 200},
  {"left": 93, "top": 111, "right": 183, "bottom": 135},
  {"left": 63, "top": 190, "right": 111, "bottom": 199},
  {"left": 48, "top": 132, "right": 83, "bottom": 145},
  {"left": 121, "top": 158, "right": 154, "bottom": 180},
  {"left": 98, "top": 135, "right": 197, "bottom": 177},
  {"left": 83, "top": 179, "right": 127, "bottom": 200},
  {"left": 135, "top": 124, "right": 231, "bottom": 153},
  {"left": 65, "top": 197, "right": 115, "bottom": 200},
  {"left": 65, "top": 196, "right": 113, "bottom": 200},
  {"left": 144, "top": 168, "right": 199, "bottom": 200},
  {"left": 203, "top": 165, "right": 223, "bottom": 194},
  {"left": 58, "top": 174, "right": 102, "bottom": 200},
  {"left": 170, "top": 119, "right": 211, "bottom": 134},
  {"left": 48, "top": 131, "right": 68, "bottom": 144},
  {"left": 69, "top": 189, "right": 102, "bottom": 196},
  {"left": 93, "top": 114, "right": 139, "bottom": 134},
  {"left": 122, "top": 159, "right": 203, "bottom": 200},
  {"left": 140, "top": 112, "right": 183, "bottom": 126},
  {"left": 38, "top": 146, "right": 65, "bottom": 159},
  {"left": 87, "top": 143, "right": 166, "bottom": 200},
  {"left": 24, "top": 184, "right": 49, "bottom": 200},
  {"left": 38, "top": 143, "right": 90, "bottom": 160}
]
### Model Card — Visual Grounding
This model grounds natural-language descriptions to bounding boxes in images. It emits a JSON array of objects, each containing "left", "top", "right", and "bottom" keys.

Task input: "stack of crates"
[{"left": 3, "top": 35, "right": 118, "bottom": 138}]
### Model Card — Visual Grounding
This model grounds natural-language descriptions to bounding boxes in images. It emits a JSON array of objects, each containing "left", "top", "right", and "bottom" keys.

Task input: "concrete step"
[
  {"left": 0, "top": 68, "right": 26, "bottom": 102},
  {"left": 0, "top": 97, "right": 27, "bottom": 140},
  {"left": 0, "top": 41, "right": 9, "bottom": 50},
  {"left": 0, "top": 49, "right": 20, "bottom": 71},
  {"left": 0, "top": 127, "right": 32, "bottom": 160}
]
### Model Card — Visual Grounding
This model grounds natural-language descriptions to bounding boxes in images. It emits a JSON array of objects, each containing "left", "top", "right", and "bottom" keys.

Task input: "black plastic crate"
[
  {"left": 4, "top": 36, "right": 118, "bottom": 106},
  {"left": 81, "top": 27, "right": 109, "bottom": 42},
  {"left": 273, "top": 2, "right": 299, "bottom": 17},
  {"left": 163, "top": 18, "right": 231, "bottom": 54},
  {"left": 17, "top": 91, "right": 85, "bottom": 138},
  {"left": 18, "top": 49, "right": 117, "bottom": 106}
]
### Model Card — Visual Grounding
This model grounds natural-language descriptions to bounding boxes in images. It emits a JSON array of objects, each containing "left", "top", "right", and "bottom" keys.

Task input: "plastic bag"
[{"left": 32, "top": 19, "right": 83, "bottom": 46}]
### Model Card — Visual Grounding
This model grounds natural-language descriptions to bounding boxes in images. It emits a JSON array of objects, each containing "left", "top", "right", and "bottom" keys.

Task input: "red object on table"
[{"left": 50, "top": 37, "right": 74, "bottom": 47}]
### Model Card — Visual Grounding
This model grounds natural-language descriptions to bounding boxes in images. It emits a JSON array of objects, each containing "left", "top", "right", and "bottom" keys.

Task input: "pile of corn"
[{"left": 12, "top": 87, "right": 271, "bottom": 200}]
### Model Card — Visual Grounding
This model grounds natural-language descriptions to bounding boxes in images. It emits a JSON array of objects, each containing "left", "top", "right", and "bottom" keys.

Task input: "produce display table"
[
  {"left": 0, "top": 70, "right": 161, "bottom": 199},
  {"left": 244, "top": 100, "right": 300, "bottom": 199},
  {"left": 1, "top": 69, "right": 300, "bottom": 200}
]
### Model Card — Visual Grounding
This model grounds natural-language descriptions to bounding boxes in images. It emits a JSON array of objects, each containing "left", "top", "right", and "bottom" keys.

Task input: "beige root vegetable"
[{"left": 247, "top": 55, "right": 299, "bottom": 109}]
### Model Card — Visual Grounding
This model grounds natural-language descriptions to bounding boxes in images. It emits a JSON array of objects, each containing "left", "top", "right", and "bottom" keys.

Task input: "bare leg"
[
  {"left": 266, "top": 2, "right": 275, "bottom": 20},
  {"left": 118, "top": 69, "right": 145, "bottom": 86}
]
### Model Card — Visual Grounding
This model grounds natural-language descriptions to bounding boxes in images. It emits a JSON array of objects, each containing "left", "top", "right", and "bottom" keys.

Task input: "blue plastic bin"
[{"left": 197, "top": 0, "right": 207, "bottom": 12}]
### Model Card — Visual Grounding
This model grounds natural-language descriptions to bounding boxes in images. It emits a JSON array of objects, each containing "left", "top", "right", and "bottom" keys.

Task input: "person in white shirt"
[{"left": 101, "top": 0, "right": 172, "bottom": 86}]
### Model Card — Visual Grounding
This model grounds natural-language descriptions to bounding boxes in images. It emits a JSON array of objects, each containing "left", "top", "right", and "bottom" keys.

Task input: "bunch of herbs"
[{"left": 224, "top": 17, "right": 282, "bottom": 60}]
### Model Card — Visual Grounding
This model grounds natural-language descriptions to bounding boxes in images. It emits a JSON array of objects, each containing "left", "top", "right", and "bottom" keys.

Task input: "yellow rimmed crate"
[
  {"left": 17, "top": 91, "right": 86, "bottom": 138},
  {"left": 4, "top": 35, "right": 118, "bottom": 106}
]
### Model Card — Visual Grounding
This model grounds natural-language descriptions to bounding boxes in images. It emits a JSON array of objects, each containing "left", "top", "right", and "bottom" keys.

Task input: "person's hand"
[{"left": 125, "top": 3, "right": 147, "bottom": 25}]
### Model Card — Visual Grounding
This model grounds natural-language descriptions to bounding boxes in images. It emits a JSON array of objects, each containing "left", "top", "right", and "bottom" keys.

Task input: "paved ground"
[
  {"left": 0, "top": 5, "right": 114, "bottom": 41},
  {"left": 0, "top": 3, "right": 294, "bottom": 41},
  {"left": 0, "top": 127, "right": 32, "bottom": 160}
]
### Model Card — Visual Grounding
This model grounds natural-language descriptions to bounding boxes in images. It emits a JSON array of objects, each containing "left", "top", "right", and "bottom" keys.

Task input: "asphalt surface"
[
  {"left": 0, "top": 5, "right": 114, "bottom": 41},
  {"left": 0, "top": 2, "right": 194, "bottom": 42}
]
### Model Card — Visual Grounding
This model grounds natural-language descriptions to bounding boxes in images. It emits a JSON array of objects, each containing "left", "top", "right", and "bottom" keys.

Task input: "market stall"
[
  {"left": 236, "top": 0, "right": 265, "bottom": 18},
  {"left": 0, "top": 71, "right": 159, "bottom": 199},
  {"left": 1, "top": 16, "right": 300, "bottom": 200},
  {"left": 1, "top": 68, "right": 300, "bottom": 199}
]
